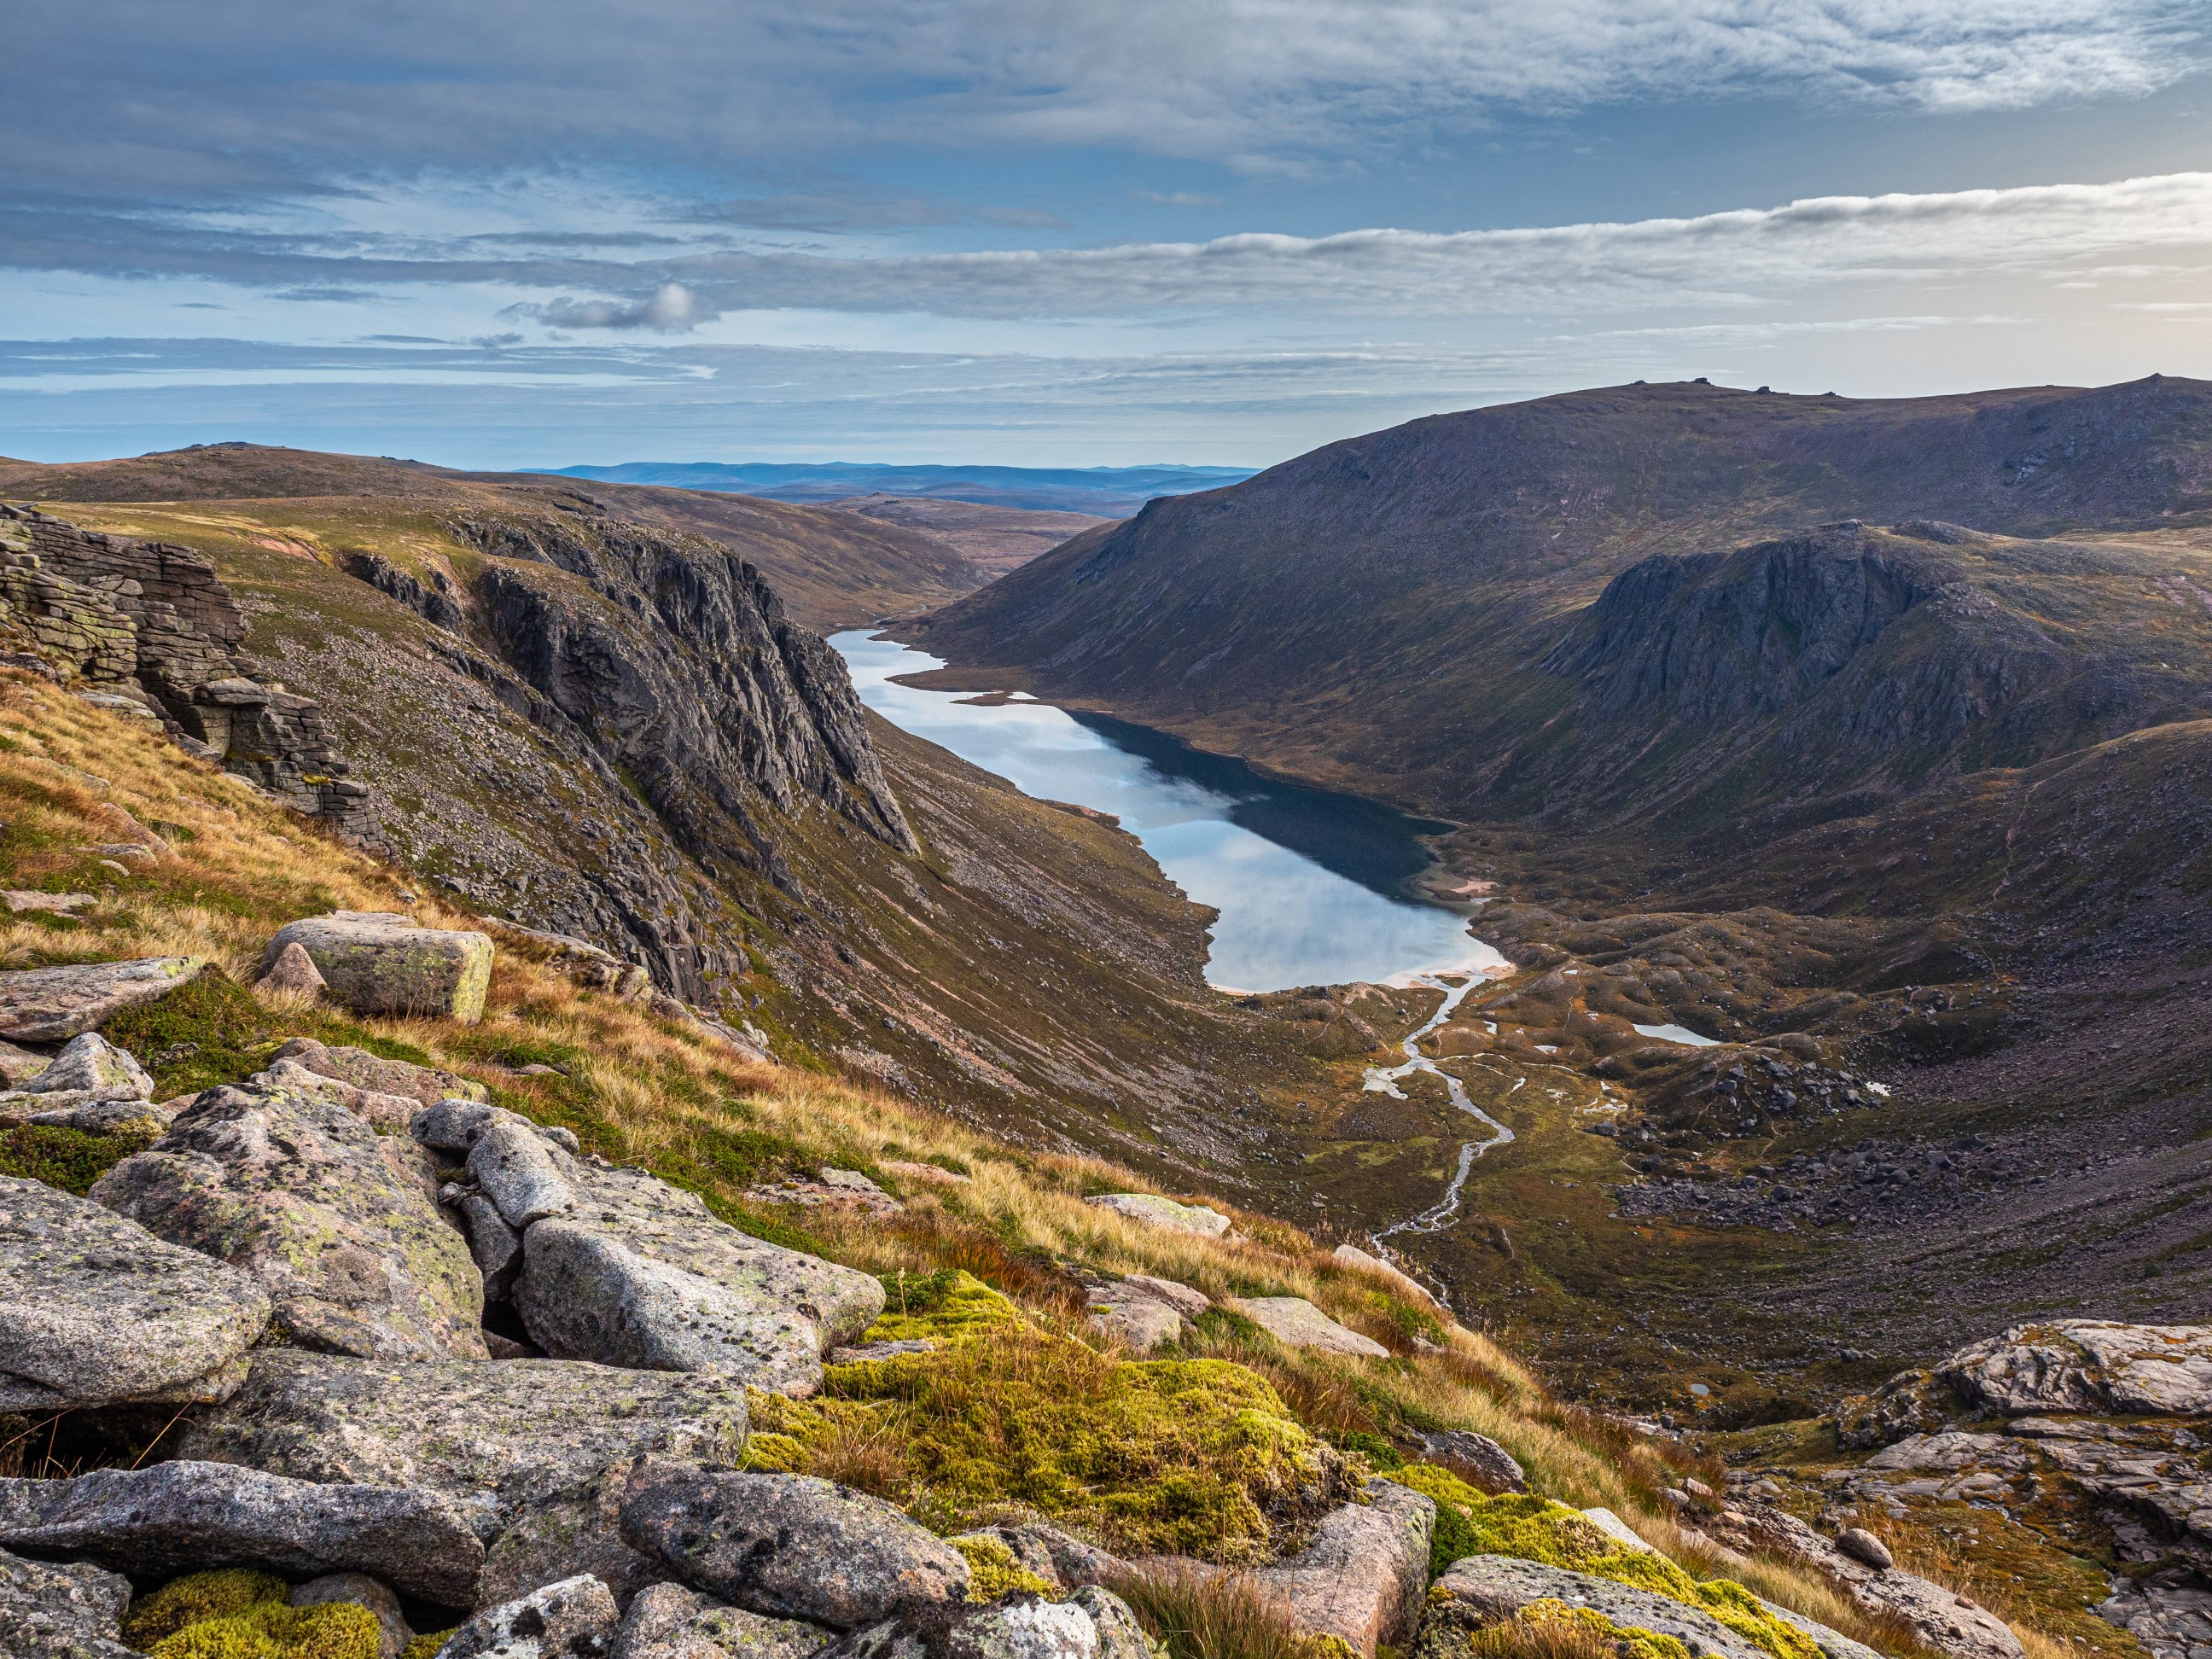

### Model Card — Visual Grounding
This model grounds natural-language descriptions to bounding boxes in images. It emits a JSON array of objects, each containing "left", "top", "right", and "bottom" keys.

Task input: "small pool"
[{"left": 1633, "top": 1022, "right": 1723, "bottom": 1047}]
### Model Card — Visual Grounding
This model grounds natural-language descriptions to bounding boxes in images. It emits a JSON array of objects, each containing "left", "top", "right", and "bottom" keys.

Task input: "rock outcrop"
[
  {"left": 0, "top": 1461, "right": 484, "bottom": 1604},
  {"left": 1254, "top": 1481, "right": 1435, "bottom": 1659},
  {"left": 437, "top": 1573, "right": 621, "bottom": 1659},
  {"left": 0, "top": 503, "right": 375, "bottom": 840},
  {"left": 1232, "top": 1297, "right": 1389, "bottom": 1359},
  {"left": 260, "top": 911, "right": 496, "bottom": 1022},
  {"left": 0, "top": 1546, "right": 137, "bottom": 1659},
  {"left": 91, "top": 1081, "right": 490, "bottom": 1360},
  {"left": 178, "top": 1349, "right": 751, "bottom": 1540},
  {"left": 0, "top": 957, "right": 204, "bottom": 1042},
  {"left": 1417, "top": 1555, "right": 1777, "bottom": 1659},
  {"left": 272, "top": 1034, "right": 487, "bottom": 1108},
  {"left": 1082, "top": 1194, "right": 1230, "bottom": 1237},
  {"left": 620, "top": 1461, "right": 970, "bottom": 1630},
  {"left": 0, "top": 1173, "right": 271, "bottom": 1411},
  {"left": 614, "top": 1582, "right": 834, "bottom": 1659}
]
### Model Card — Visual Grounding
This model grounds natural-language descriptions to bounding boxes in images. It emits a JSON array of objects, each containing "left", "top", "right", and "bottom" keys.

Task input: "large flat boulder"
[
  {"left": 0, "top": 957, "right": 203, "bottom": 1042},
  {"left": 510, "top": 1153, "right": 884, "bottom": 1396},
  {"left": 178, "top": 1350, "right": 751, "bottom": 1540},
  {"left": 1231, "top": 1297, "right": 1389, "bottom": 1359},
  {"left": 260, "top": 912, "right": 494, "bottom": 1023},
  {"left": 90, "top": 1082, "right": 488, "bottom": 1360},
  {"left": 0, "top": 1461, "right": 484, "bottom": 1605},
  {"left": 1083, "top": 1193, "right": 1230, "bottom": 1237},
  {"left": 1416, "top": 1555, "right": 1773, "bottom": 1659},
  {"left": 620, "top": 1461, "right": 969, "bottom": 1631},
  {"left": 1254, "top": 1481, "right": 1435, "bottom": 1659},
  {"left": 271, "top": 1035, "right": 486, "bottom": 1109},
  {"left": 1942, "top": 1322, "right": 2212, "bottom": 1417},
  {"left": 0, "top": 1173, "right": 271, "bottom": 1412},
  {"left": 0, "top": 1545, "right": 137, "bottom": 1659}
]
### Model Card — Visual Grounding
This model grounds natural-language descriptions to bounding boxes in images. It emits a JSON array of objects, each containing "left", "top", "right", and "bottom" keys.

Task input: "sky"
[{"left": 4, "top": 1, "right": 2211, "bottom": 469}]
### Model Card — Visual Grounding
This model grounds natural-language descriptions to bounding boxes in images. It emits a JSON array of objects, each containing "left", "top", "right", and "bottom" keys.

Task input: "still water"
[{"left": 834, "top": 632, "right": 1505, "bottom": 992}]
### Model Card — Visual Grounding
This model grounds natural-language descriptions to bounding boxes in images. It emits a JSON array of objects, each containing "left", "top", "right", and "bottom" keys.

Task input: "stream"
[{"left": 1362, "top": 974, "right": 1517, "bottom": 1278}]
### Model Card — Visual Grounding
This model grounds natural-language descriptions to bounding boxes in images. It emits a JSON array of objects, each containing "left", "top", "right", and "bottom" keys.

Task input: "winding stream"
[{"left": 1363, "top": 975, "right": 1517, "bottom": 1275}]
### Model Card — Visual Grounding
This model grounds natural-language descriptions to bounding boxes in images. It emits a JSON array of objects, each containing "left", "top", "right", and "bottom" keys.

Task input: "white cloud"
[{"left": 525, "top": 171, "right": 2212, "bottom": 325}]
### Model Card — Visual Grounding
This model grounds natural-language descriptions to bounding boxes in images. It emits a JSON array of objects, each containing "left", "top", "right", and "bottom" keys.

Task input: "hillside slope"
[
  {"left": 0, "top": 444, "right": 987, "bottom": 631},
  {"left": 907, "top": 376, "right": 2212, "bottom": 823}
]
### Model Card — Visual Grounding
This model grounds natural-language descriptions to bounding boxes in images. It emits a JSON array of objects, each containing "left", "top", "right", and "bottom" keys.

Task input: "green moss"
[
  {"left": 1395, "top": 1471, "right": 1816, "bottom": 1659},
  {"left": 401, "top": 1632, "right": 457, "bottom": 1659},
  {"left": 149, "top": 1599, "right": 382, "bottom": 1659},
  {"left": 753, "top": 1328, "right": 1329, "bottom": 1560},
  {"left": 0, "top": 1121, "right": 163, "bottom": 1193},
  {"left": 99, "top": 967, "right": 431, "bottom": 1098},
  {"left": 122, "top": 1569, "right": 288, "bottom": 1649},
  {"left": 1516, "top": 1600, "right": 1693, "bottom": 1659},
  {"left": 955, "top": 1535, "right": 1057, "bottom": 1602},
  {"left": 865, "top": 1269, "right": 1020, "bottom": 1342}
]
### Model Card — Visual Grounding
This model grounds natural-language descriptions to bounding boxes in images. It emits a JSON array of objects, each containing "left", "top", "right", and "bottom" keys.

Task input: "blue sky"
[{"left": 5, "top": 1, "right": 2210, "bottom": 469}]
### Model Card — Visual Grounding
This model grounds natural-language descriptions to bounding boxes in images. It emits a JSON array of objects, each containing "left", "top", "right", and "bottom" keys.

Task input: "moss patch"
[
  {"left": 122, "top": 1569, "right": 290, "bottom": 1649},
  {"left": 749, "top": 1326, "right": 1333, "bottom": 1560},
  {"left": 0, "top": 1121, "right": 162, "bottom": 1193},
  {"left": 866, "top": 1269, "right": 1021, "bottom": 1342},
  {"left": 1398, "top": 1471, "right": 1814, "bottom": 1659},
  {"left": 1516, "top": 1600, "right": 1693, "bottom": 1659},
  {"left": 148, "top": 1598, "right": 382, "bottom": 1659},
  {"left": 956, "top": 1534, "right": 1058, "bottom": 1602},
  {"left": 100, "top": 967, "right": 425, "bottom": 1099}
]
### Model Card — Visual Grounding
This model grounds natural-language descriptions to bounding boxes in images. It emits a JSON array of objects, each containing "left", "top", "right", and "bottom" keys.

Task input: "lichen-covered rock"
[
  {"left": 0, "top": 1172, "right": 271, "bottom": 1412},
  {"left": 1417, "top": 1555, "right": 1775, "bottom": 1659},
  {"left": 950, "top": 1528, "right": 1123, "bottom": 1597},
  {"left": 1331, "top": 1243, "right": 1436, "bottom": 1307},
  {"left": 614, "top": 1583, "right": 834, "bottom": 1659},
  {"left": 436, "top": 1573, "right": 620, "bottom": 1659},
  {"left": 261, "top": 940, "right": 330, "bottom": 996},
  {"left": 1254, "top": 1480, "right": 1435, "bottom": 1659},
  {"left": 292, "top": 1572, "right": 412, "bottom": 1659},
  {"left": 1082, "top": 1194, "right": 1229, "bottom": 1237},
  {"left": 0, "top": 1461, "right": 483, "bottom": 1605},
  {"left": 448, "top": 1190, "right": 524, "bottom": 1300},
  {"left": 251, "top": 1057, "right": 421, "bottom": 1132},
  {"left": 1835, "top": 1368, "right": 1955, "bottom": 1450},
  {"left": 514, "top": 1158, "right": 883, "bottom": 1396},
  {"left": 620, "top": 1461, "right": 969, "bottom": 1631},
  {"left": 0, "top": 1545, "right": 137, "bottom": 1659},
  {"left": 0, "top": 1039, "right": 50, "bottom": 1087},
  {"left": 471, "top": 1118, "right": 579, "bottom": 1226},
  {"left": 1413, "top": 1429, "right": 1528, "bottom": 1494},
  {"left": 20, "top": 1033, "right": 152, "bottom": 1099},
  {"left": 0, "top": 957, "right": 204, "bottom": 1042},
  {"left": 90, "top": 1082, "right": 488, "bottom": 1361},
  {"left": 480, "top": 1457, "right": 667, "bottom": 1615},
  {"left": 178, "top": 1350, "right": 750, "bottom": 1540},
  {"left": 275, "top": 1037, "right": 487, "bottom": 1109},
  {"left": 261, "top": 914, "right": 494, "bottom": 1023},
  {"left": 1084, "top": 1284, "right": 1184, "bottom": 1353},
  {"left": 818, "top": 1593, "right": 1139, "bottom": 1659},
  {"left": 1941, "top": 1322, "right": 2212, "bottom": 1417},
  {"left": 8, "top": 1093, "right": 171, "bottom": 1134},
  {"left": 1231, "top": 1297, "right": 1388, "bottom": 1359}
]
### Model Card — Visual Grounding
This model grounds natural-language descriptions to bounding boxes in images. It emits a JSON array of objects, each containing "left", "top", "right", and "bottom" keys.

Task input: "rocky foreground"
[{"left": 0, "top": 914, "right": 2024, "bottom": 1659}]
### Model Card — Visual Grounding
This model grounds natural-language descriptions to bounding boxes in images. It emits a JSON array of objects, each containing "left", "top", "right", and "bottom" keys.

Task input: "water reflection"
[{"left": 835, "top": 632, "right": 1505, "bottom": 992}]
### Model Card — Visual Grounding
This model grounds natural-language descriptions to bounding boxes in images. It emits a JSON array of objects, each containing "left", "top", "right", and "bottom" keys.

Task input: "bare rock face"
[
  {"left": 0, "top": 1460, "right": 483, "bottom": 1605},
  {"left": 247, "top": 1056, "right": 421, "bottom": 1132},
  {"left": 479, "top": 1456, "right": 669, "bottom": 1615},
  {"left": 1417, "top": 1555, "right": 1775, "bottom": 1659},
  {"left": 260, "top": 912, "right": 495, "bottom": 1023},
  {"left": 1942, "top": 1322, "right": 2212, "bottom": 1417},
  {"left": 0, "top": 1545, "right": 138, "bottom": 1659},
  {"left": 620, "top": 1461, "right": 969, "bottom": 1631},
  {"left": 1231, "top": 1297, "right": 1389, "bottom": 1359},
  {"left": 509, "top": 1155, "right": 884, "bottom": 1396},
  {"left": 437, "top": 1573, "right": 620, "bottom": 1659},
  {"left": 614, "top": 1583, "right": 835, "bottom": 1659},
  {"left": 0, "top": 956, "right": 204, "bottom": 1042},
  {"left": 1253, "top": 1481, "right": 1435, "bottom": 1659},
  {"left": 90, "top": 1082, "right": 488, "bottom": 1360},
  {"left": 0, "top": 1173, "right": 271, "bottom": 1412},
  {"left": 818, "top": 1592, "right": 1149, "bottom": 1659},
  {"left": 178, "top": 1350, "right": 750, "bottom": 1541}
]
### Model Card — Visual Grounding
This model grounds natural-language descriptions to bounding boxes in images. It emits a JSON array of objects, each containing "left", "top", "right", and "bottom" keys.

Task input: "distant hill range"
[{"left": 538, "top": 462, "right": 1256, "bottom": 516}]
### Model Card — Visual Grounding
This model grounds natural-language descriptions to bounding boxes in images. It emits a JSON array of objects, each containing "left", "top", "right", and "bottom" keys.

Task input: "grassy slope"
[
  {"left": 0, "top": 446, "right": 986, "bottom": 632},
  {"left": 0, "top": 675, "right": 2085, "bottom": 1659}
]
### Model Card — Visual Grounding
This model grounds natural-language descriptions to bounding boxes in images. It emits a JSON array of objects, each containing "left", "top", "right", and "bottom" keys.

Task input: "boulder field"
[{"left": 0, "top": 940, "right": 2106, "bottom": 1659}]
